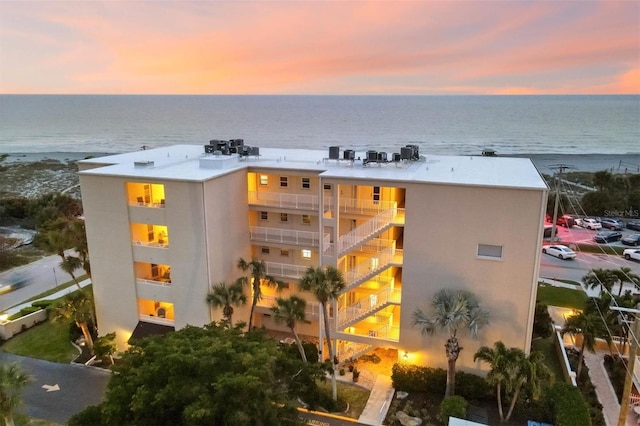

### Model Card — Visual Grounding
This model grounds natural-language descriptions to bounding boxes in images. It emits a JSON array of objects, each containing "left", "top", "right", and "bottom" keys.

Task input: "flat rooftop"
[{"left": 78, "top": 144, "right": 548, "bottom": 190}]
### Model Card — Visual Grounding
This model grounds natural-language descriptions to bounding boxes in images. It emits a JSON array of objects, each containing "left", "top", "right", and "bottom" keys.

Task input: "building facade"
[{"left": 78, "top": 142, "right": 548, "bottom": 372}]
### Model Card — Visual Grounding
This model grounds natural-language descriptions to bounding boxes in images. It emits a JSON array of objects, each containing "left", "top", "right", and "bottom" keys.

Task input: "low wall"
[
  {"left": 553, "top": 330, "right": 578, "bottom": 386},
  {"left": 0, "top": 309, "right": 47, "bottom": 340}
]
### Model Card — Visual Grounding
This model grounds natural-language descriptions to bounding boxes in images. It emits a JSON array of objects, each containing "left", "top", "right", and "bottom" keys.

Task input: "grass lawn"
[
  {"left": 316, "top": 380, "right": 371, "bottom": 419},
  {"left": 13, "top": 413, "right": 61, "bottom": 426},
  {"left": 537, "top": 283, "right": 588, "bottom": 310},
  {"left": 1, "top": 320, "right": 78, "bottom": 363},
  {"left": 531, "top": 336, "right": 564, "bottom": 382}
]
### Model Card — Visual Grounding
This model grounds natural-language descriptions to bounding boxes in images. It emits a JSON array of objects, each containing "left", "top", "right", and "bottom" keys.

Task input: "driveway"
[{"left": 0, "top": 351, "right": 110, "bottom": 424}]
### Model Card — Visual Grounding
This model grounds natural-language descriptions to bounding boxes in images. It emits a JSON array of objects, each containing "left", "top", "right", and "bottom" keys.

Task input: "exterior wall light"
[{"left": 403, "top": 351, "right": 409, "bottom": 360}]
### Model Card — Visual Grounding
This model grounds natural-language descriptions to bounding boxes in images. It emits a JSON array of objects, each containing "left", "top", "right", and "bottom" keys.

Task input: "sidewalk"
[
  {"left": 4, "top": 278, "right": 92, "bottom": 316},
  {"left": 357, "top": 374, "right": 394, "bottom": 426}
]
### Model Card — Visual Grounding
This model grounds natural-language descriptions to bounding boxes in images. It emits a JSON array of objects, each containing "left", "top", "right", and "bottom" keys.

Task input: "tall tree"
[
  {"left": 612, "top": 267, "right": 640, "bottom": 296},
  {"left": 237, "top": 258, "right": 284, "bottom": 331},
  {"left": 299, "top": 266, "right": 346, "bottom": 401},
  {"left": 474, "top": 342, "right": 551, "bottom": 422},
  {"left": 51, "top": 290, "right": 96, "bottom": 353},
  {"left": 582, "top": 268, "right": 617, "bottom": 296},
  {"left": 0, "top": 363, "right": 32, "bottom": 426},
  {"left": 206, "top": 280, "right": 247, "bottom": 327},
  {"left": 413, "top": 288, "right": 489, "bottom": 397},
  {"left": 561, "top": 311, "right": 611, "bottom": 378},
  {"left": 271, "top": 296, "right": 310, "bottom": 362},
  {"left": 59, "top": 255, "right": 83, "bottom": 290}
]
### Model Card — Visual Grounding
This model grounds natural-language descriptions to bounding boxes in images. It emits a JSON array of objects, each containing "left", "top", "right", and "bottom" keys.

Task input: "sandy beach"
[{"left": 2, "top": 151, "right": 639, "bottom": 174}]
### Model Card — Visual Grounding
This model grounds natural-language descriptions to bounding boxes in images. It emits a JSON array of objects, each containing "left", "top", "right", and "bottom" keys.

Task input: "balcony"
[
  {"left": 133, "top": 240, "right": 169, "bottom": 249},
  {"left": 250, "top": 226, "right": 325, "bottom": 247},
  {"left": 338, "top": 208, "right": 405, "bottom": 255},
  {"left": 248, "top": 191, "right": 322, "bottom": 210},
  {"left": 129, "top": 199, "right": 165, "bottom": 208},
  {"left": 338, "top": 286, "right": 401, "bottom": 328},
  {"left": 264, "top": 261, "right": 308, "bottom": 280},
  {"left": 340, "top": 321, "right": 400, "bottom": 342},
  {"left": 338, "top": 198, "right": 397, "bottom": 216},
  {"left": 136, "top": 277, "right": 172, "bottom": 287},
  {"left": 343, "top": 247, "right": 403, "bottom": 291}
]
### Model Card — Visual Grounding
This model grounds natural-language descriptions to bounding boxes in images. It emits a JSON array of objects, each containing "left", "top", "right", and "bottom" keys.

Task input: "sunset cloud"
[{"left": 0, "top": 1, "right": 637, "bottom": 94}]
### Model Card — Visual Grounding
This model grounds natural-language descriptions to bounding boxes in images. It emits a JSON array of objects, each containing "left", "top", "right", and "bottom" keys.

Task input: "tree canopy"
[{"left": 69, "top": 324, "right": 324, "bottom": 426}]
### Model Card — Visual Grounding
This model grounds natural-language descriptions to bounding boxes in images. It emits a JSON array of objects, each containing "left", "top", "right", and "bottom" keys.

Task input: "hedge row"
[
  {"left": 5, "top": 299, "right": 54, "bottom": 321},
  {"left": 547, "top": 382, "right": 592, "bottom": 426},
  {"left": 391, "top": 364, "right": 491, "bottom": 401}
]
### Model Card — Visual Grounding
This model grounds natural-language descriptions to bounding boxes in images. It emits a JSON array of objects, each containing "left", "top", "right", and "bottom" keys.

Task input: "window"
[
  {"left": 280, "top": 176, "right": 288, "bottom": 187},
  {"left": 302, "top": 178, "right": 310, "bottom": 189},
  {"left": 280, "top": 249, "right": 289, "bottom": 257},
  {"left": 373, "top": 186, "right": 380, "bottom": 204},
  {"left": 280, "top": 213, "right": 288, "bottom": 222},
  {"left": 260, "top": 211, "right": 268, "bottom": 221},
  {"left": 259, "top": 175, "right": 268, "bottom": 186},
  {"left": 302, "top": 249, "right": 311, "bottom": 259},
  {"left": 302, "top": 214, "right": 311, "bottom": 224},
  {"left": 323, "top": 184, "right": 332, "bottom": 190},
  {"left": 261, "top": 247, "right": 270, "bottom": 255},
  {"left": 477, "top": 244, "right": 503, "bottom": 259}
]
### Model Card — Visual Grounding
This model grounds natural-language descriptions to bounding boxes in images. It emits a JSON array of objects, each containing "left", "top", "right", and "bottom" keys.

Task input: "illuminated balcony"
[
  {"left": 340, "top": 308, "right": 400, "bottom": 343},
  {"left": 248, "top": 191, "right": 323, "bottom": 210},
  {"left": 137, "top": 298, "right": 174, "bottom": 326},
  {"left": 250, "top": 226, "right": 325, "bottom": 247},
  {"left": 126, "top": 182, "right": 165, "bottom": 208},
  {"left": 338, "top": 286, "right": 401, "bottom": 328},
  {"left": 338, "top": 208, "right": 405, "bottom": 255}
]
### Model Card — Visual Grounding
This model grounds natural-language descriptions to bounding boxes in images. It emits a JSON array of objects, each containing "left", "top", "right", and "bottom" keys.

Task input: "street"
[{"left": 0, "top": 252, "right": 83, "bottom": 312}]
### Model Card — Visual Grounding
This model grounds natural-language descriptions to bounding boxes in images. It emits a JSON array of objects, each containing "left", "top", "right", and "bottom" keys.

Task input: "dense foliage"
[
  {"left": 391, "top": 364, "right": 491, "bottom": 401},
  {"left": 580, "top": 171, "right": 640, "bottom": 217},
  {"left": 438, "top": 395, "right": 467, "bottom": 423},
  {"left": 69, "top": 324, "right": 328, "bottom": 426},
  {"left": 533, "top": 302, "right": 553, "bottom": 339},
  {"left": 546, "top": 382, "right": 592, "bottom": 426}
]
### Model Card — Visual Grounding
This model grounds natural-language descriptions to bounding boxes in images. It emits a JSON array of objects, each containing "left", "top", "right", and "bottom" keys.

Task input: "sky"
[{"left": 0, "top": 1, "right": 638, "bottom": 95}]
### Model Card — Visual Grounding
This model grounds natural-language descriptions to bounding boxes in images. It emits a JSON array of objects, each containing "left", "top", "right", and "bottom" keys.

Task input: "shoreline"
[{"left": 1, "top": 151, "right": 639, "bottom": 174}]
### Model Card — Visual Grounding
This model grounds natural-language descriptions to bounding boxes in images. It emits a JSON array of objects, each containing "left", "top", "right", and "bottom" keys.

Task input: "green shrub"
[
  {"left": 533, "top": 302, "right": 553, "bottom": 338},
  {"left": 68, "top": 404, "right": 104, "bottom": 426},
  {"left": 282, "top": 340, "right": 319, "bottom": 363},
  {"left": 391, "top": 364, "right": 446, "bottom": 395},
  {"left": 547, "top": 382, "right": 591, "bottom": 426},
  {"left": 456, "top": 371, "right": 491, "bottom": 401},
  {"left": 8, "top": 306, "right": 42, "bottom": 320},
  {"left": 439, "top": 395, "right": 467, "bottom": 423},
  {"left": 31, "top": 299, "right": 54, "bottom": 309}
]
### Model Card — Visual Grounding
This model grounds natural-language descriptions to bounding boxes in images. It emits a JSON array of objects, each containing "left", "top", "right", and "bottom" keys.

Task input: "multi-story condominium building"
[{"left": 78, "top": 141, "right": 548, "bottom": 372}]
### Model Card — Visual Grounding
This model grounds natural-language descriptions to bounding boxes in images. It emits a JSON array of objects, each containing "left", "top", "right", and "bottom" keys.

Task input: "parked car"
[
  {"left": 581, "top": 218, "right": 602, "bottom": 230},
  {"left": 556, "top": 215, "right": 576, "bottom": 228},
  {"left": 623, "top": 248, "right": 640, "bottom": 261},
  {"left": 622, "top": 234, "right": 640, "bottom": 246},
  {"left": 601, "top": 218, "right": 625, "bottom": 230},
  {"left": 627, "top": 220, "right": 640, "bottom": 231},
  {"left": 543, "top": 226, "right": 558, "bottom": 239},
  {"left": 542, "top": 244, "right": 577, "bottom": 260},
  {"left": 593, "top": 231, "right": 623, "bottom": 243}
]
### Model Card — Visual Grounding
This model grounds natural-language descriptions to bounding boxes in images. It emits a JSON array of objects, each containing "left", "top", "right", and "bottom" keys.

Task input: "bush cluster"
[
  {"left": 8, "top": 306, "right": 42, "bottom": 321},
  {"left": 439, "top": 395, "right": 467, "bottom": 423},
  {"left": 391, "top": 364, "right": 491, "bottom": 401},
  {"left": 546, "top": 382, "right": 592, "bottom": 426}
]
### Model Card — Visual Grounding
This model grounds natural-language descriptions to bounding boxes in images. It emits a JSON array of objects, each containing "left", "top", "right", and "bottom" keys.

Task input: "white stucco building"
[{"left": 78, "top": 141, "right": 548, "bottom": 372}]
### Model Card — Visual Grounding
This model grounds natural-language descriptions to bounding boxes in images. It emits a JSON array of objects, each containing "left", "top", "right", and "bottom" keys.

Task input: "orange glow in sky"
[{"left": 0, "top": 1, "right": 638, "bottom": 95}]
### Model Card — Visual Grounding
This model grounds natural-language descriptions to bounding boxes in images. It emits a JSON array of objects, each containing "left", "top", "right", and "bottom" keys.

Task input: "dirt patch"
[{"left": 0, "top": 160, "right": 80, "bottom": 199}]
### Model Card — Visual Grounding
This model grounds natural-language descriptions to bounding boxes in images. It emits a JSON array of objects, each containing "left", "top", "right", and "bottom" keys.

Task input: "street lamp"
[{"left": 53, "top": 267, "right": 58, "bottom": 288}]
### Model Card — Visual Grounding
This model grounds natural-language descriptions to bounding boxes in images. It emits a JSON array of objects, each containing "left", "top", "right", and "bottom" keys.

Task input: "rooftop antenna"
[{"left": 548, "top": 164, "right": 574, "bottom": 243}]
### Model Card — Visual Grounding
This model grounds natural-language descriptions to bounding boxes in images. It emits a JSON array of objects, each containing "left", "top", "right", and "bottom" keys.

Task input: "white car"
[
  {"left": 623, "top": 248, "right": 640, "bottom": 261},
  {"left": 581, "top": 218, "right": 602, "bottom": 230},
  {"left": 542, "top": 244, "right": 577, "bottom": 260}
]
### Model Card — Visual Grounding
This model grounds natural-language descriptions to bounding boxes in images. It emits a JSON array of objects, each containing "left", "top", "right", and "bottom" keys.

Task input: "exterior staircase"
[{"left": 338, "top": 286, "right": 401, "bottom": 329}]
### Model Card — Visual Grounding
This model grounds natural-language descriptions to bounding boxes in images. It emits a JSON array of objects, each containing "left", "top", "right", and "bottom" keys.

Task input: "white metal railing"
[
  {"left": 337, "top": 287, "right": 401, "bottom": 327},
  {"left": 354, "top": 238, "right": 395, "bottom": 253},
  {"left": 248, "top": 191, "right": 319, "bottom": 210},
  {"left": 136, "top": 278, "right": 172, "bottom": 287},
  {"left": 337, "top": 342, "right": 373, "bottom": 361},
  {"left": 250, "top": 226, "right": 323, "bottom": 247},
  {"left": 338, "top": 208, "right": 404, "bottom": 255},
  {"left": 132, "top": 240, "right": 169, "bottom": 249},
  {"left": 264, "top": 261, "right": 308, "bottom": 279},
  {"left": 257, "top": 294, "right": 321, "bottom": 318},
  {"left": 343, "top": 246, "right": 403, "bottom": 289},
  {"left": 368, "top": 324, "right": 400, "bottom": 341},
  {"left": 129, "top": 200, "right": 166, "bottom": 208},
  {"left": 138, "top": 315, "right": 174, "bottom": 326},
  {"left": 338, "top": 198, "right": 397, "bottom": 215}
]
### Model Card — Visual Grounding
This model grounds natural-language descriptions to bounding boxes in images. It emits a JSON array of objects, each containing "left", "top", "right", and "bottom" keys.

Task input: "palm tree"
[
  {"left": 582, "top": 268, "right": 617, "bottom": 296},
  {"left": 51, "top": 290, "right": 96, "bottom": 353},
  {"left": 413, "top": 288, "right": 489, "bottom": 397},
  {"left": 299, "top": 266, "right": 346, "bottom": 401},
  {"left": 271, "top": 296, "right": 310, "bottom": 362},
  {"left": 206, "top": 280, "right": 247, "bottom": 327},
  {"left": 59, "top": 255, "right": 83, "bottom": 290},
  {"left": 612, "top": 267, "right": 640, "bottom": 296},
  {"left": 0, "top": 363, "right": 32, "bottom": 426},
  {"left": 474, "top": 342, "right": 551, "bottom": 422},
  {"left": 237, "top": 258, "right": 284, "bottom": 331},
  {"left": 69, "top": 218, "right": 91, "bottom": 279},
  {"left": 561, "top": 311, "right": 610, "bottom": 378}
]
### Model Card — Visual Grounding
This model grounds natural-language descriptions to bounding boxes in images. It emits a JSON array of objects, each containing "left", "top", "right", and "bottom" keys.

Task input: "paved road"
[
  {"left": 0, "top": 252, "right": 83, "bottom": 312},
  {"left": 0, "top": 351, "right": 110, "bottom": 424}
]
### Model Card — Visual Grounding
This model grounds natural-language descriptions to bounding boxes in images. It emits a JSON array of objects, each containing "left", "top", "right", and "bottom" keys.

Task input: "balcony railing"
[
  {"left": 136, "top": 278, "right": 172, "bottom": 287},
  {"left": 248, "top": 191, "right": 320, "bottom": 210},
  {"left": 132, "top": 240, "right": 169, "bottom": 249},
  {"left": 264, "top": 261, "right": 308, "bottom": 280},
  {"left": 250, "top": 226, "right": 324, "bottom": 247},
  {"left": 129, "top": 200, "right": 165, "bottom": 208},
  {"left": 257, "top": 294, "right": 321, "bottom": 318},
  {"left": 337, "top": 286, "right": 401, "bottom": 327},
  {"left": 138, "top": 314, "right": 174, "bottom": 326},
  {"left": 338, "top": 198, "right": 397, "bottom": 216},
  {"left": 338, "top": 208, "right": 404, "bottom": 255}
]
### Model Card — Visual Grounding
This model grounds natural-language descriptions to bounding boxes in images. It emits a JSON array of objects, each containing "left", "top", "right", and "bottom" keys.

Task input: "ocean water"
[{"left": 0, "top": 95, "right": 638, "bottom": 156}]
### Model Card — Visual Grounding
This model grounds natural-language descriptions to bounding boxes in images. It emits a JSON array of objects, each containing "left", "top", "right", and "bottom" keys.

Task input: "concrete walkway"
[
  {"left": 357, "top": 374, "right": 394, "bottom": 426},
  {"left": 582, "top": 350, "right": 622, "bottom": 426},
  {"left": 4, "top": 278, "right": 92, "bottom": 316}
]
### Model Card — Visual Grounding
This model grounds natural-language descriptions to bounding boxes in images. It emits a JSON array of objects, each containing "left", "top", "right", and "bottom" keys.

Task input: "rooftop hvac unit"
[
  {"left": 249, "top": 146, "right": 260, "bottom": 156},
  {"left": 204, "top": 145, "right": 216, "bottom": 154},
  {"left": 213, "top": 140, "right": 229, "bottom": 152},
  {"left": 392, "top": 153, "right": 401, "bottom": 162},
  {"left": 209, "top": 139, "right": 223, "bottom": 145},
  {"left": 406, "top": 144, "right": 420, "bottom": 160},
  {"left": 400, "top": 147, "right": 412, "bottom": 160},
  {"left": 343, "top": 149, "right": 355, "bottom": 160},
  {"left": 230, "top": 139, "right": 244, "bottom": 147},
  {"left": 329, "top": 146, "right": 340, "bottom": 160},
  {"left": 377, "top": 152, "right": 388, "bottom": 162},
  {"left": 239, "top": 146, "right": 250, "bottom": 157},
  {"left": 367, "top": 150, "right": 378, "bottom": 162}
]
